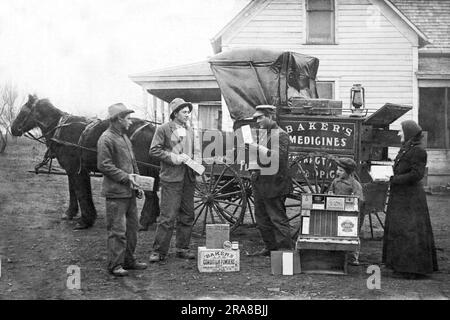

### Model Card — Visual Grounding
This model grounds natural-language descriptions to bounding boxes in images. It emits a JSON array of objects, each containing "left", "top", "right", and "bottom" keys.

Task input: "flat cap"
[
  {"left": 335, "top": 157, "right": 357, "bottom": 174},
  {"left": 252, "top": 105, "right": 276, "bottom": 118}
]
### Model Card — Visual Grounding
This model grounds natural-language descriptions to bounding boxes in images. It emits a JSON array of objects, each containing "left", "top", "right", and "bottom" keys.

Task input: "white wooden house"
[{"left": 129, "top": 0, "right": 450, "bottom": 186}]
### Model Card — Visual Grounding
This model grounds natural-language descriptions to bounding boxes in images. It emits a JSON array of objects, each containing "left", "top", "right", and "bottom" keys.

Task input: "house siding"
[{"left": 223, "top": 0, "right": 416, "bottom": 127}]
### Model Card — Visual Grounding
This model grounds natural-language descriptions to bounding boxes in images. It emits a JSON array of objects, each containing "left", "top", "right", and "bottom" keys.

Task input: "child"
[{"left": 329, "top": 157, "right": 365, "bottom": 265}]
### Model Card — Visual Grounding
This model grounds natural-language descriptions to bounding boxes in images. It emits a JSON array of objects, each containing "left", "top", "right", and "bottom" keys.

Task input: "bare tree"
[{"left": 0, "top": 82, "right": 22, "bottom": 153}]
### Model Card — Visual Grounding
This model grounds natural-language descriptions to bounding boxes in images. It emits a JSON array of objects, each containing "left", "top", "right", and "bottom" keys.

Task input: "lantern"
[{"left": 350, "top": 84, "right": 365, "bottom": 116}]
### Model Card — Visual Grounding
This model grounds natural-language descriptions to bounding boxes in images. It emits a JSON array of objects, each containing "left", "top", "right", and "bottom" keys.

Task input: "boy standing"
[{"left": 329, "top": 157, "right": 365, "bottom": 265}]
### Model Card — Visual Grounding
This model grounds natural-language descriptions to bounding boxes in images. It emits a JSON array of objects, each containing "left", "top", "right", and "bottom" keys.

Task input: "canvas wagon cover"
[{"left": 208, "top": 48, "right": 320, "bottom": 121}]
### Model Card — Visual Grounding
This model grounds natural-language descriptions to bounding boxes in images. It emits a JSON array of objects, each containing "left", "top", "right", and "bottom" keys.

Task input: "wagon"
[{"left": 191, "top": 48, "right": 411, "bottom": 238}]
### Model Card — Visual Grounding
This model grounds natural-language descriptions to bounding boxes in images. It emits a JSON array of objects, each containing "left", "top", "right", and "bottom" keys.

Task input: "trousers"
[
  {"left": 253, "top": 191, "right": 293, "bottom": 250},
  {"left": 152, "top": 172, "right": 195, "bottom": 255},
  {"left": 106, "top": 196, "right": 138, "bottom": 271}
]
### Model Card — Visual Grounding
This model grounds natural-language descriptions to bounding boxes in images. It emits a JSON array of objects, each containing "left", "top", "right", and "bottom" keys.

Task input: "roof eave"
[{"left": 384, "top": 0, "right": 430, "bottom": 44}]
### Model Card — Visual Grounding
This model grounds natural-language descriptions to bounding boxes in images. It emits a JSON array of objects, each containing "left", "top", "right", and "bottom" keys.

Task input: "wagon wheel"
[
  {"left": 241, "top": 177, "right": 256, "bottom": 227},
  {"left": 287, "top": 152, "right": 338, "bottom": 240},
  {"left": 193, "top": 160, "right": 247, "bottom": 234}
]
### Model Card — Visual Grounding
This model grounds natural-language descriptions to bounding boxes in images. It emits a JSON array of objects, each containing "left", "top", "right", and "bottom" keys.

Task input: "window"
[
  {"left": 316, "top": 81, "right": 335, "bottom": 99},
  {"left": 306, "top": 0, "right": 335, "bottom": 44},
  {"left": 419, "top": 87, "right": 450, "bottom": 149}
]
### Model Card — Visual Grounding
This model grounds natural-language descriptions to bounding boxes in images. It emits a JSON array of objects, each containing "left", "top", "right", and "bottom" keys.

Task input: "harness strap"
[{"left": 130, "top": 122, "right": 151, "bottom": 141}]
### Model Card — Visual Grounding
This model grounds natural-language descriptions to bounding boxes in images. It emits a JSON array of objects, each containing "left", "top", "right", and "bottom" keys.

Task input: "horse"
[{"left": 11, "top": 94, "right": 160, "bottom": 230}]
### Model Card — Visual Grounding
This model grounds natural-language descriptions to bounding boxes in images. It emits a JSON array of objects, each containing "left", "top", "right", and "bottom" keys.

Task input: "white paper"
[
  {"left": 301, "top": 217, "right": 310, "bottom": 235},
  {"left": 241, "top": 125, "right": 253, "bottom": 144},
  {"left": 282, "top": 252, "right": 294, "bottom": 275},
  {"left": 370, "top": 165, "right": 393, "bottom": 181},
  {"left": 175, "top": 127, "right": 187, "bottom": 137},
  {"left": 185, "top": 157, "right": 206, "bottom": 175}
]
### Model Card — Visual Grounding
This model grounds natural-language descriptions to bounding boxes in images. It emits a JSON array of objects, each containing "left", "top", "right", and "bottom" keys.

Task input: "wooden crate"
[{"left": 298, "top": 249, "right": 349, "bottom": 275}]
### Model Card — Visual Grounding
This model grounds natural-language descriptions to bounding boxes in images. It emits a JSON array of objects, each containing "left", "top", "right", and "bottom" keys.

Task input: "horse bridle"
[{"left": 20, "top": 99, "right": 64, "bottom": 144}]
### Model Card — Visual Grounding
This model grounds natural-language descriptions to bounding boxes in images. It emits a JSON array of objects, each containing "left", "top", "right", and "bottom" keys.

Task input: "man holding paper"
[
  {"left": 247, "top": 105, "right": 293, "bottom": 256},
  {"left": 149, "top": 98, "right": 197, "bottom": 262},
  {"left": 97, "top": 103, "right": 148, "bottom": 276}
]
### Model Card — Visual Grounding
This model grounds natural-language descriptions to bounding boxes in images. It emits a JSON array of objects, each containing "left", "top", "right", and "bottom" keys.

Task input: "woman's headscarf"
[{"left": 401, "top": 120, "right": 422, "bottom": 143}]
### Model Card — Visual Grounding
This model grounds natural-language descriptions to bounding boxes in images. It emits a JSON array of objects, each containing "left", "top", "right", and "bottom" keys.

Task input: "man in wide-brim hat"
[
  {"left": 96, "top": 102, "right": 148, "bottom": 276},
  {"left": 149, "top": 97, "right": 197, "bottom": 262}
]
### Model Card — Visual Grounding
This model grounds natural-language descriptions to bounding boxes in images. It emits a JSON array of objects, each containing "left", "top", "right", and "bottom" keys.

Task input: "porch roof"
[{"left": 129, "top": 61, "right": 220, "bottom": 103}]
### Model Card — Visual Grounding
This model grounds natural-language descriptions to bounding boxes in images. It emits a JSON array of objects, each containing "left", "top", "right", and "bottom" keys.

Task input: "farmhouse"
[{"left": 129, "top": 0, "right": 450, "bottom": 187}]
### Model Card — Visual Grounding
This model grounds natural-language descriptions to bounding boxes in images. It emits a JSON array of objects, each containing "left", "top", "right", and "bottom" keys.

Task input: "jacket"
[
  {"left": 97, "top": 125, "right": 139, "bottom": 198},
  {"left": 150, "top": 121, "right": 195, "bottom": 183},
  {"left": 329, "top": 175, "right": 364, "bottom": 201},
  {"left": 251, "top": 124, "right": 290, "bottom": 198}
]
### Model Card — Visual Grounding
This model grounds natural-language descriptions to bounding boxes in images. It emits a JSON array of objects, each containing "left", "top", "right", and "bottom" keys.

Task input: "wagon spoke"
[
  {"left": 296, "top": 161, "right": 315, "bottom": 193},
  {"left": 207, "top": 162, "right": 216, "bottom": 192},
  {"left": 213, "top": 177, "right": 237, "bottom": 195},
  {"left": 214, "top": 199, "right": 244, "bottom": 207},
  {"left": 194, "top": 203, "right": 207, "bottom": 226},
  {"left": 211, "top": 166, "right": 229, "bottom": 194},
  {"left": 202, "top": 205, "right": 209, "bottom": 235},
  {"left": 313, "top": 156, "right": 319, "bottom": 192},
  {"left": 194, "top": 201, "right": 204, "bottom": 212},
  {"left": 213, "top": 202, "right": 240, "bottom": 223},
  {"left": 320, "top": 157, "right": 329, "bottom": 193},
  {"left": 292, "top": 178, "right": 307, "bottom": 193},
  {"left": 214, "top": 190, "right": 243, "bottom": 199},
  {"left": 246, "top": 197, "right": 255, "bottom": 225},
  {"left": 211, "top": 203, "right": 227, "bottom": 224}
]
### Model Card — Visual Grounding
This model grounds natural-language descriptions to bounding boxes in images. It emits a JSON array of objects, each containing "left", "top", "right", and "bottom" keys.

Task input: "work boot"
[
  {"left": 176, "top": 249, "right": 196, "bottom": 260},
  {"left": 149, "top": 252, "right": 165, "bottom": 263},
  {"left": 123, "top": 261, "right": 148, "bottom": 270},
  {"left": 73, "top": 221, "right": 90, "bottom": 230},
  {"left": 111, "top": 266, "right": 129, "bottom": 277}
]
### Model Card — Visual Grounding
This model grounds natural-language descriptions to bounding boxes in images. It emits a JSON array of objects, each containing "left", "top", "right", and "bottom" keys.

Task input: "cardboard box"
[
  {"left": 270, "top": 251, "right": 301, "bottom": 275},
  {"left": 206, "top": 224, "right": 230, "bottom": 249},
  {"left": 198, "top": 247, "right": 240, "bottom": 273}
]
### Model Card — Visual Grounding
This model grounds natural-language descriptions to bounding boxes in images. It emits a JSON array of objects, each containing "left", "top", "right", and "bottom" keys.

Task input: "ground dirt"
[{"left": 0, "top": 138, "right": 449, "bottom": 300}]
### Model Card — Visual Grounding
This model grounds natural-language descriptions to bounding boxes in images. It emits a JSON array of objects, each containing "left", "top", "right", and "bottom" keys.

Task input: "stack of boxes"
[{"left": 197, "top": 224, "right": 240, "bottom": 273}]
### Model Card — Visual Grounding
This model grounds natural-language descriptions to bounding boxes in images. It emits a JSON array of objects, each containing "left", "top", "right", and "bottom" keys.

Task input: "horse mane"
[{"left": 36, "top": 98, "right": 65, "bottom": 116}]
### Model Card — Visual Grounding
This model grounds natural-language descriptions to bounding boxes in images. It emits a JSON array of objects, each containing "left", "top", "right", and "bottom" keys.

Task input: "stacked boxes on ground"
[{"left": 198, "top": 224, "right": 240, "bottom": 272}]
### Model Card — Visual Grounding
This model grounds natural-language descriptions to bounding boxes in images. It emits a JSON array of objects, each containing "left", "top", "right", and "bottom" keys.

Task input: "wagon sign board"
[{"left": 283, "top": 120, "right": 356, "bottom": 152}]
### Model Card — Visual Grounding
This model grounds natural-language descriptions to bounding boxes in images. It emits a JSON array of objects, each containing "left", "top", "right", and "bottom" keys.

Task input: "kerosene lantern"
[{"left": 350, "top": 84, "right": 365, "bottom": 116}]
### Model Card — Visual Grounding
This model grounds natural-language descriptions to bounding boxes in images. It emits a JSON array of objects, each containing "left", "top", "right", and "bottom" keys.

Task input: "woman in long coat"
[{"left": 382, "top": 120, "right": 438, "bottom": 279}]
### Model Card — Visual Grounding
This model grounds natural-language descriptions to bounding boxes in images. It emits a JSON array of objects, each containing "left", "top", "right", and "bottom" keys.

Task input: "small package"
[
  {"left": 271, "top": 251, "right": 301, "bottom": 275},
  {"left": 130, "top": 174, "right": 155, "bottom": 191},
  {"left": 185, "top": 157, "right": 206, "bottom": 175},
  {"left": 206, "top": 224, "right": 230, "bottom": 249},
  {"left": 241, "top": 125, "right": 254, "bottom": 144},
  {"left": 198, "top": 247, "right": 240, "bottom": 273}
]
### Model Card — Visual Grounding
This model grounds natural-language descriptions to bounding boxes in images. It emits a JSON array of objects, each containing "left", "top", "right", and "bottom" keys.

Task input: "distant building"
[{"left": 130, "top": 0, "right": 450, "bottom": 186}]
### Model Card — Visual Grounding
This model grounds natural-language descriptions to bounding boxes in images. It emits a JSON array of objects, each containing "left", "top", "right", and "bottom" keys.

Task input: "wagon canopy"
[{"left": 208, "top": 48, "right": 320, "bottom": 121}]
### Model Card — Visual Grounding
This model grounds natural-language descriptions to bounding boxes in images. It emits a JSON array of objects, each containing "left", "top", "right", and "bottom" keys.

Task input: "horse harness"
[{"left": 33, "top": 116, "right": 160, "bottom": 173}]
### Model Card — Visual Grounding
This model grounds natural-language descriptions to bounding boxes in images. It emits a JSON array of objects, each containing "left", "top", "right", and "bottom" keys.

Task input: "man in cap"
[
  {"left": 248, "top": 105, "right": 293, "bottom": 256},
  {"left": 97, "top": 103, "right": 147, "bottom": 276},
  {"left": 149, "top": 98, "right": 196, "bottom": 262}
]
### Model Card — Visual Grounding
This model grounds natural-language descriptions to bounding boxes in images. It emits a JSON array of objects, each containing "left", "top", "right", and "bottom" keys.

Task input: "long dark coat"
[
  {"left": 382, "top": 138, "right": 438, "bottom": 275},
  {"left": 251, "top": 124, "right": 290, "bottom": 198}
]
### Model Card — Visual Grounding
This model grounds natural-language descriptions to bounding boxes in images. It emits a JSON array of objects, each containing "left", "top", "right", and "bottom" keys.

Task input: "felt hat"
[
  {"left": 401, "top": 120, "right": 422, "bottom": 142},
  {"left": 108, "top": 103, "right": 134, "bottom": 120},
  {"left": 169, "top": 98, "right": 193, "bottom": 119},
  {"left": 252, "top": 105, "right": 276, "bottom": 118},
  {"left": 335, "top": 157, "right": 357, "bottom": 174}
]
